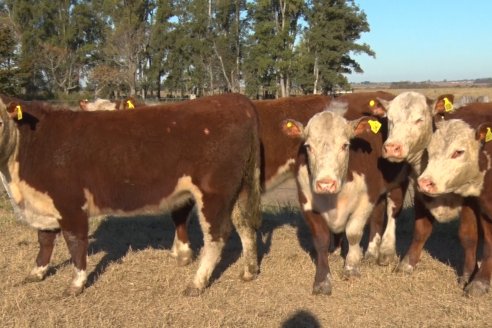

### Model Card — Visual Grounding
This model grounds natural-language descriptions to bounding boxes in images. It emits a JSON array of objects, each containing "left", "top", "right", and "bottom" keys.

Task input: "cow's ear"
[
  {"left": 476, "top": 122, "right": 492, "bottom": 144},
  {"left": 6, "top": 101, "right": 23, "bottom": 121},
  {"left": 281, "top": 119, "right": 304, "bottom": 138},
  {"left": 432, "top": 94, "right": 455, "bottom": 115},
  {"left": 372, "top": 98, "right": 389, "bottom": 117},
  {"left": 351, "top": 116, "right": 379, "bottom": 136}
]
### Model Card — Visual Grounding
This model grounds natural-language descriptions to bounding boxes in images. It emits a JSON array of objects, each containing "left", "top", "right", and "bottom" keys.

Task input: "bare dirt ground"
[{"left": 1, "top": 178, "right": 492, "bottom": 328}]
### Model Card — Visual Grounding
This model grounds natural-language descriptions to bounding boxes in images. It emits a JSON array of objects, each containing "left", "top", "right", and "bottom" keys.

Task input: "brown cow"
[
  {"left": 378, "top": 92, "right": 492, "bottom": 296},
  {"left": 253, "top": 91, "right": 405, "bottom": 266},
  {"left": 281, "top": 101, "right": 409, "bottom": 295},
  {"left": 0, "top": 94, "right": 261, "bottom": 297}
]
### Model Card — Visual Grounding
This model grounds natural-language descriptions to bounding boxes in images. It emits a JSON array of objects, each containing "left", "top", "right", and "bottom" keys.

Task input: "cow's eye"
[
  {"left": 341, "top": 143, "right": 349, "bottom": 151},
  {"left": 451, "top": 150, "right": 464, "bottom": 159},
  {"left": 415, "top": 118, "right": 423, "bottom": 124}
]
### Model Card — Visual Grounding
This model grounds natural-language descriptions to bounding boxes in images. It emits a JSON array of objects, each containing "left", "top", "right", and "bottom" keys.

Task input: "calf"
[
  {"left": 417, "top": 119, "right": 492, "bottom": 296},
  {"left": 282, "top": 102, "right": 408, "bottom": 295},
  {"left": 254, "top": 92, "right": 404, "bottom": 264},
  {"left": 378, "top": 92, "right": 492, "bottom": 295},
  {"left": 0, "top": 94, "right": 261, "bottom": 296}
]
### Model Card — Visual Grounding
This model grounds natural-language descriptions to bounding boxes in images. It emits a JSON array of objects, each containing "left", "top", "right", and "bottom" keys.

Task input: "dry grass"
[{"left": 2, "top": 186, "right": 492, "bottom": 328}]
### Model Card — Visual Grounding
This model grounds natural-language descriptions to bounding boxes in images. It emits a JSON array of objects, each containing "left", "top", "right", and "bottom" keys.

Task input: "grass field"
[{"left": 2, "top": 87, "right": 492, "bottom": 327}]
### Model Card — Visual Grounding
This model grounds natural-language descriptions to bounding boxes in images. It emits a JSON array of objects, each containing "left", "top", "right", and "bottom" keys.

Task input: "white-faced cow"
[
  {"left": 378, "top": 91, "right": 492, "bottom": 296},
  {"left": 79, "top": 97, "right": 142, "bottom": 111},
  {"left": 0, "top": 94, "right": 261, "bottom": 297},
  {"left": 417, "top": 118, "right": 492, "bottom": 296},
  {"left": 281, "top": 102, "right": 408, "bottom": 295},
  {"left": 253, "top": 92, "right": 407, "bottom": 267}
]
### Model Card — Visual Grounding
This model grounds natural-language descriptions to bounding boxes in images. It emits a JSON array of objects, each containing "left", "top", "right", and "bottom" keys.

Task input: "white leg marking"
[
  {"left": 29, "top": 265, "right": 49, "bottom": 280},
  {"left": 71, "top": 268, "right": 87, "bottom": 289},
  {"left": 380, "top": 197, "right": 397, "bottom": 256},
  {"left": 171, "top": 232, "right": 192, "bottom": 260},
  {"left": 366, "top": 233, "right": 381, "bottom": 258}
]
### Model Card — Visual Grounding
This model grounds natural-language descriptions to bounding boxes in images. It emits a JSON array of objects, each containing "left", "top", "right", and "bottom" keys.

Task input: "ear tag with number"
[
  {"left": 127, "top": 100, "right": 135, "bottom": 109},
  {"left": 368, "top": 120, "right": 381, "bottom": 134},
  {"left": 443, "top": 97, "right": 453, "bottom": 112},
  {"left": 486, "top": 127, "right": 492, "bottom": 143},
  {"left": 15, "top": 105, "right": 23, "bottom": 120}
]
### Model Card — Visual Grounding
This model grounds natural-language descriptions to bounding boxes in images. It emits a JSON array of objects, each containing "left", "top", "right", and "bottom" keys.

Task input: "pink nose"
[
  {"left": 384, "top": 142, "right": 403, "bottom": 158},
  {"left": 418, "top": 177, "right": 437, "bottom": 194},
  {"left": 316, "top": 179, "right": 338, "bottom": 193}
]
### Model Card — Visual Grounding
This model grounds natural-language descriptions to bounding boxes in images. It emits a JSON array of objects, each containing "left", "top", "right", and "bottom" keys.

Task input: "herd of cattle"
[{"left": 0, "top": 91, "right": 491, "bottom": 298}]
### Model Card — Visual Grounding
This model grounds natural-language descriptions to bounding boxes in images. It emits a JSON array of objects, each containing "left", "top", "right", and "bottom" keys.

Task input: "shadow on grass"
[{"left": 84, "top": 204, "right": 469, "bottom": 289}]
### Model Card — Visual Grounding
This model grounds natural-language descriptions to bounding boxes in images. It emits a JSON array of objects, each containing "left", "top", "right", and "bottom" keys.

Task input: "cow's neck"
[{"left": 407, "top": 149, "right": 428, "bottom": 177}]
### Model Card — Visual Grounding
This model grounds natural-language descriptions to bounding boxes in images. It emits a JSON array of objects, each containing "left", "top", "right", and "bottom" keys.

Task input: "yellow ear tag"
[
  {"left": 368, "top": 120, "right": 381, "bottom": 134},
  {"left": 15, "top": 105, "right": 23, "bottom": 120},
  {"left": 369, "top": 100, "right": 376, "bottom": 107},
  {"left": 443, "top": 97, "right": 453, "bottom": 112},
  {"left": 127, "top": 100, "right": 135, "bottom": 109},
  {"left": 486, "top": 127, "right": 492, "bottom": 143}
]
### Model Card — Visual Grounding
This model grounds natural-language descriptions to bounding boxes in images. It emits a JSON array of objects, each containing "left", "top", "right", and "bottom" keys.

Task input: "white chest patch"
[
  {"left": 423, "top": 194, "right": 462, "bottom": 223},
  {"left": 5, "top": 161, "right": 61, "bottom": 230}
]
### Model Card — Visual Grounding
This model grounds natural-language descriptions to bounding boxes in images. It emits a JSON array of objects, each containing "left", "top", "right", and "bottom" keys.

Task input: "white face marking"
[
  {"left": 384, "top": 92, "right": 433, "bottom": 165},
  {"left": 303, "top": 111, "right": 353, "bottom": 194},
  {"left": 419, "top": 120, "right": 484, "bottom": 197}
]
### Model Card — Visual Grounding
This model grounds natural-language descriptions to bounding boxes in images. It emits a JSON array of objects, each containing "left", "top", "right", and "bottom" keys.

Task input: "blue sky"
[{"left": 347, "top": 1, "right": 492, "bottom": 83}]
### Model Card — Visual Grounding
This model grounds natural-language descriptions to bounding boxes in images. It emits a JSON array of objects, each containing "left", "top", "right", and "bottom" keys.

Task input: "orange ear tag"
[
  {"left": 486, "top": 127, "right": 492, "bottom": 143},
  {"left": 15, "top": 105, "right": 23, "bottom": 120},
  {"left": 368, "top": 120, "right": 381, "bottom": 134},
  {"left": 127, "top": 100, "right": 135, "bottom": 109}
]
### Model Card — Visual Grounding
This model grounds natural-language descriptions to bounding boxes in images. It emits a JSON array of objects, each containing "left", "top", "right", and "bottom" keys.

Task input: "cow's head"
[
  {"left": 417, "top": 119, "right": 490, "bottom": 197},
  {"left": 282, "top": 107, "right": 372, "bottom": 194},
  {"left": 79, "top": 99, "right": 89, "bottom": 111},
  {"left": 374, "top": 92, "right": 445, "bottom": 164}
]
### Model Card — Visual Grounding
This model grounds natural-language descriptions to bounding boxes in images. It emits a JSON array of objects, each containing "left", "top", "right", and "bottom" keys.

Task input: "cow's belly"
[{"left": 424, "top": 194, "right": 462, "bottom": 223}]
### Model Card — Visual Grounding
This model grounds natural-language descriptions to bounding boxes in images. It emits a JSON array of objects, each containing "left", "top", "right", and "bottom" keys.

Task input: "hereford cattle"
[
  {"left": 377, "top": 91, "right": 492, "bottom": 296},
  {"left": 79, "top": 96, "right": 142, "bottom": 111},
  {"left": 0, "top": 93, "right": 261, "bottom": 297},
  {"left": 417, "top": 119, "right": 492, "bottom": 296},
  {"left": 281, "top": 102, "right": 408, "bottom": 295}
]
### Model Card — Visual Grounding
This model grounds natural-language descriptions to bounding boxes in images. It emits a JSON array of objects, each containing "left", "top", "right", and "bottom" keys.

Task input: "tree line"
[{"left": 0, "top": 0, "right": 374, "bottom": 100}]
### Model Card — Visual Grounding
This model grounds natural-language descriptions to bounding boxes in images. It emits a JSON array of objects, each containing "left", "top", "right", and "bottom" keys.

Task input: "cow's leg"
[
  {"left": 379, "top": 185, "right": 406, "bottom": 266},
  {"left": 231, "top": 187, "right": 260, "bottom": 282},
  {"left": 24, "top": 229, "right": 60, "bottom": 283},
  {"left": 365, "top": 198, "right": 385, "bottom": 263},
  {"left": 170, "top": 202, "right": 194, "bottom": 266},
  {"left": 304, "top": 209, "right": 332, "bottom": 295},
  {"left": 458, "top": 202, "right": 479, "bottom": 287},
  {"left": 465, "top": 212, "right": 492, "bottom": 297},
  {"left": 396, "top": 198, "right": 433, "bottom": 274},
  {"left": 343, "top": 201, "right": 373, "bottom": 279},
  {"left": 183, "top": 195, "right": 231, "bottom": 297},
  {"left": 60, "top": 216, "right": 89, "bottom": 296}
]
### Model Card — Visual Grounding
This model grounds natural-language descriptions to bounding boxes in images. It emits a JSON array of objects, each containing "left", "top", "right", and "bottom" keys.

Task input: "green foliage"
[{"left": 0, "top": 0, "right": 374, "bottom": 99}]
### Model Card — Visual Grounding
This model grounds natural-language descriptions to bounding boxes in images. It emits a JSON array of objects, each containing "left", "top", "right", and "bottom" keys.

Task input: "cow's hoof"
[
  {"left": 23, "top": 274, "right": 45, "bottom": 284},
  {"left": 182, "top": 286, "right": 204, "bottom": 297},
  {"left": 312, "top": 279, "right": 332, "bottom": 296},
  {"left": 342, "top": 266, "right": 361, "bottom": 280},
  {"left": 363, "top": 252, "right": 378, "bottom": 265},
  {"left": 464, "top": 280, "right": 490, "bottom": 297},
  {"left": 176, "top": 255, "right": 193, "bottom": 267},
  {"left": 63, "top": 285, "right": 84, "bottom": 297},
  {"left": 395, "top": 257, "right": 414, "bottom": 274},
  {"left": 458, "top": 274, "right": 471, "bottom": 288},
  {"left": 240, "top": 264, "right": 258, "bottom": 282},
  {"left": 378, "top": 253, "right": 395, "bottom": 266}
]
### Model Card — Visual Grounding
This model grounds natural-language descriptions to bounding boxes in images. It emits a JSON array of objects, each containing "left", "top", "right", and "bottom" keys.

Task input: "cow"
[
  {"left": 377, "top": 91, "right": 492, "bottom": 296},
  {"left": 0, "top": 93, "right": 261, "bottom": 297},
  {"left": 79, "top": 96, "right": 142, "bottom": 111},
  {"left": 281, "top": 101, "right": 409, "bottom": 295},
  {"left": 417, "top": 119, "right": 492, "bottom": 296},
  {"left": 253, "top": 92, "right": 406, "bottom": 265}
]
